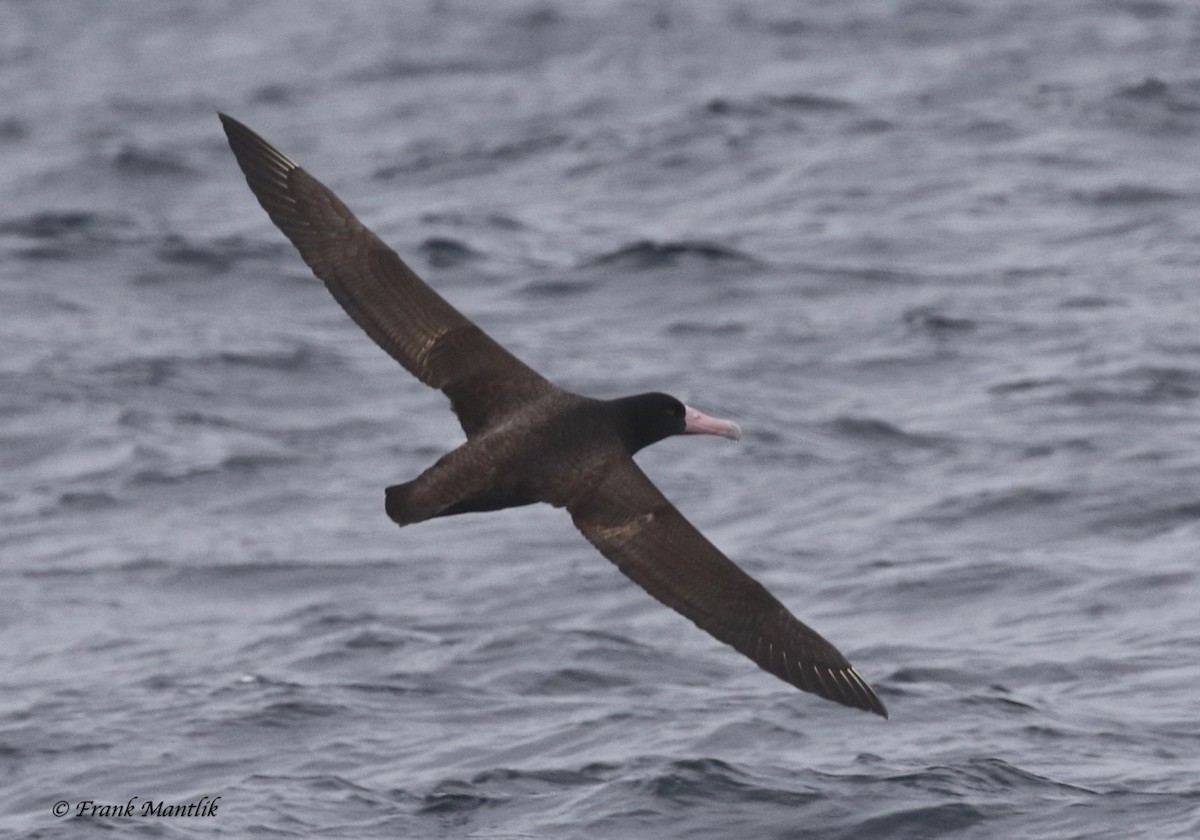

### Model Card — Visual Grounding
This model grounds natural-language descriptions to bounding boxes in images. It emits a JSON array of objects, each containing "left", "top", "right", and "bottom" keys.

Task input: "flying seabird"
[{"left": 219, "top": 113, "right": 887, "bottom": 717}]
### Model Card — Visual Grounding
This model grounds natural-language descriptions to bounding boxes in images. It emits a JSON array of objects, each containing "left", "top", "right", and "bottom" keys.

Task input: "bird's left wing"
[{"left": 219, "top": 114, "right": 553, "bottom": 437}]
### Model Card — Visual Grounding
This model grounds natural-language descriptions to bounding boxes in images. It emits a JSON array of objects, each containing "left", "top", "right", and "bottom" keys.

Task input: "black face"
[{"left": 613, "top": 392, "right": 687, "bottom": 454}]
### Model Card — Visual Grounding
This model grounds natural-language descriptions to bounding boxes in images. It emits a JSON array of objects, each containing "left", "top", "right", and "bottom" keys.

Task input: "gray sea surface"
[{"left": 3, "top": 1, "right": 1200, "bottom": 837}]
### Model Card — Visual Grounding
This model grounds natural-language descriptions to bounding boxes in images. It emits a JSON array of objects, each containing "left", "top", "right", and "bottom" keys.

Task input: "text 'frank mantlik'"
[{"left": 73, "top": 797, "right": 220, "bottom": 817}]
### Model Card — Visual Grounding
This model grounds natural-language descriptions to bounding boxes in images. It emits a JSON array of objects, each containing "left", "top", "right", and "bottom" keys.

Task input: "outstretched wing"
[
  {"left": 569, "top": 457, "right": 887, "bottom": 716},
  {"left": 219, "top": 113, "right": 553, "bottom": 436}
]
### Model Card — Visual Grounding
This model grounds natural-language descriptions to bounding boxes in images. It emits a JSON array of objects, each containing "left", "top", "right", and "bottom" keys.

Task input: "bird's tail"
[{"left": 385, "top": 481, "right": 426, "bottom": 526}]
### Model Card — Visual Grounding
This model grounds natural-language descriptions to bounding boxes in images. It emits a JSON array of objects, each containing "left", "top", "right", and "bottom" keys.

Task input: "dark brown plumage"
[{"left": 219, "top": 113, "right": 887, "bottom": 718}]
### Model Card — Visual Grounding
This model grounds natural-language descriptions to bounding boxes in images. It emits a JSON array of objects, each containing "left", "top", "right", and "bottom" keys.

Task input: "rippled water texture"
[{"left": 3, "top": 1, "right": 1200, "bottom": 837}]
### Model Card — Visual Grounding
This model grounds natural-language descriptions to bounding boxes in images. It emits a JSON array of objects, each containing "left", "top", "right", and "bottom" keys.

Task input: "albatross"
[{"left": 219, "top": 113, "right": 887, "bottom": 717}]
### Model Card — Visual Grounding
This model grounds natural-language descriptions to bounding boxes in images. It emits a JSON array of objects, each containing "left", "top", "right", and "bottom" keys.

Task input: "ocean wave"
[
  {"left": 1065, "top": 366, "right": 1200, "bottom": 405},
  {"left": 1097, "top": 76, "right": 1200, "bottom": 134},
  {"left": 1088, "top": 498, "right": 1200, "bottom": 538},
  {"left": 586, "top": 239, "right": 757, "bottom": 270},
  {"left": 915, "top": 486, "right": 1075, "bottom": 526},
  {"left": 519, "top": 277, "right": 597, "bottom": 296},
  {"left": 1070, "top": 184, "right": 1185, "bottom": 206},
  {"left": 0, "top": 210, "right": 136, "bottom": 260},
  {"left": 129, "top": 451, "right": 294, "bottom": 487},
  {"left": 89, "top": 343, "right": 335, "bottom": 394},
  {"left": 374, "top": 130, "right": 571, "bottom": 180},
  {"left": 666, "top": 320, "right": 747, "bottom": 336},
  {"left": 55, "top": 489, "right": 121, "bottom": 511},
  {"left": 799, "top": 261, "right": 926, "bottom": 284},
  {"left": 990, "top": 366, "right": 1200, "bottom": 407},
  {"left": 151, "top": 233, "right": 283, "bottom": 275},
  {"left": 823, "top": 415, "right": 950, "bottom": 449},
  {"left": 235, "top": 699, "right": 348, "bottom": 730},
  {"left": 418, "top": 780, "right": 500, "bottom": 815},
  {"left": 109, "top": 143, "right": 197, "bottom": 177},
  {"left": 0, "top": 116, "right": 28, "bottom": 141},
  {"left": 902, "top": 306, "right": 977, "bottom": 335},
  {"left": 418, "top": 236, "right": 483, "bottom": 268},
  {"left": 507, "top": 667, "right": 637, "bottom": 696},
  {"left": 348, "top": 56, "right": 521, "bottom": 83},
  {"left": 214, "top": 346, "right": 325, "bottom": 372},
  {"left": 704, "top": 91, "right": 855, "bottom": 118}
]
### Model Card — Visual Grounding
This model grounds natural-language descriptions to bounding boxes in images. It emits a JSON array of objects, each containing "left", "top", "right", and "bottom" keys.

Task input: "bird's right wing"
[
  {"left": 568, "top": 457, "right": 887, "bottom": 716},
  {"left": 219, "top": 114, "right": 553, "bottom": 436}
]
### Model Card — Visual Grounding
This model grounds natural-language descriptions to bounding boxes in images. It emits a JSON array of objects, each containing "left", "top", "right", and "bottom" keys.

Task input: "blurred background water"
[{"left": 3, "top": 1, "right": 1200, "bottom": 837}]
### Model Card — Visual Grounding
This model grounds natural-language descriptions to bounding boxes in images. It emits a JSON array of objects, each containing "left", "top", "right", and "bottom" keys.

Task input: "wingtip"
[
  {"left": 867, "top": 693, "right": 889, "bottom": 719},
  {"left": 217, "top": 111, "right": 253, "bottom": 149},
  {"left": 218, "top": 112, "right": 300, "bottom": 182},
  {"left": 847, "top": 667, "right": 889, "bottom": 719}
]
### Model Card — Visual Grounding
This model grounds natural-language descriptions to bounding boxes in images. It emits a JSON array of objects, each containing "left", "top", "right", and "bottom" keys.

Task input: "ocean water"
[{"left": 3, "top": 0, "right": 1200, "bottom": 836}]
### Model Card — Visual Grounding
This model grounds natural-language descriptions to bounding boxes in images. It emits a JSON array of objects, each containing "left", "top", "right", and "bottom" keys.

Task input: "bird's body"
[
  {"left": 219, "top": 113, "right": 887, "bottom": 718},
  {"left": 387, "top": 391, "right": 610, "bottom": 523}
]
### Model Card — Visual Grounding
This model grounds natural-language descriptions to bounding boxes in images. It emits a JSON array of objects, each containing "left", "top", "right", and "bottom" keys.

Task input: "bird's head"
[{"left": 613, "top": 392, "right": 741, "bottom": 454}]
